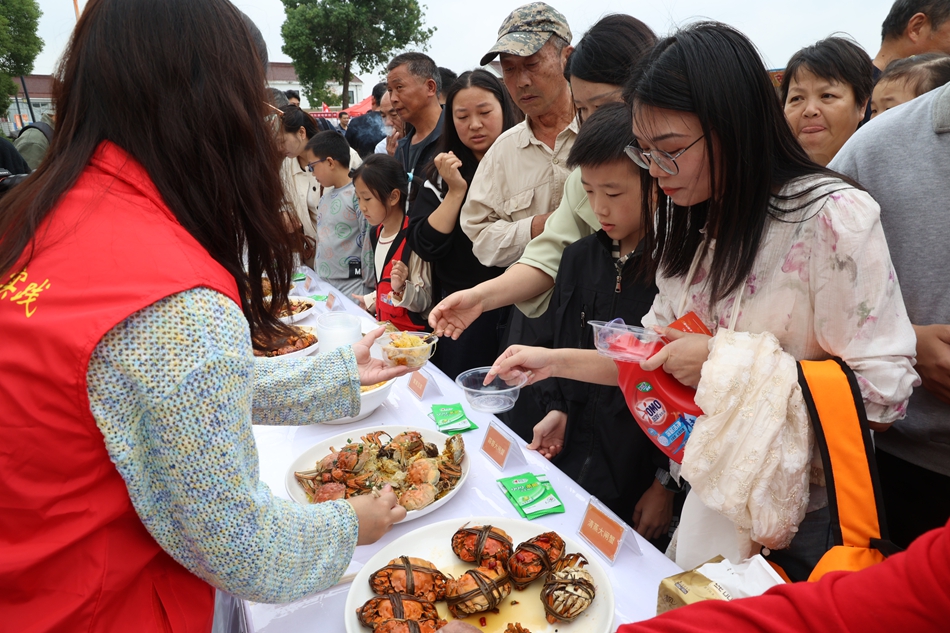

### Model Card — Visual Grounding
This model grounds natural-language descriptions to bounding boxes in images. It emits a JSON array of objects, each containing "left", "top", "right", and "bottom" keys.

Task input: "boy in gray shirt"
[{"left": 304, "top": 131, "right": 375, "bottom": 296}]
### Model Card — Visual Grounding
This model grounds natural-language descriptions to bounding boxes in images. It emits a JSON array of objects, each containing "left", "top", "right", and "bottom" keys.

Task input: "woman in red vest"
[{"left": 0, "top": 1, "right": 411, "bottom": 631}]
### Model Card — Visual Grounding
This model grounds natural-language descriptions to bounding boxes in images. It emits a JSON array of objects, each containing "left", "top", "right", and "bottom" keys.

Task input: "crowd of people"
[{"left": 2, "top": 0, "right": 949, "bottom": 631}]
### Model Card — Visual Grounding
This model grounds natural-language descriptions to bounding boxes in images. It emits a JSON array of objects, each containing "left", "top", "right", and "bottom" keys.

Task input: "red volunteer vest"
[
  {"left": 0, "top": 142, "right": 240, "bottom": 632},
  {"left": 372, "top": 216, "right": 426, "bottom": 332}
]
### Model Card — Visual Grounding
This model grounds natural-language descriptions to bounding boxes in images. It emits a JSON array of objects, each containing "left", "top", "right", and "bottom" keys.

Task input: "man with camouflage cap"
[
  {"left": 459, "top": 2, "right": 577, "bottom": 442},
  {"left": 460, "top": 1, "right": 577, "bottom": 269}
]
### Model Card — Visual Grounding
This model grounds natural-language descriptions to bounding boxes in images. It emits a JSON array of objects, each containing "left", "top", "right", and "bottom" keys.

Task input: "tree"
[
  {"left": 281, "top": 0, "right": 435, "bottom": 109},
  {"left": 0, "top": 0, "right": 43, "bottom": 97}
]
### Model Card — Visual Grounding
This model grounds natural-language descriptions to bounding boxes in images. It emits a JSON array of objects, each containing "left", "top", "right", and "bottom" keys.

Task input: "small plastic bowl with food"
[
  {"left": 380, "top": 331, "right": 437, "bottom": 368},
  {"left": 273, "top": 296, "right": 318, "bottom": 325},
  {"left": 589, "top": 318, "right": 663, "bottom": 363},
  {"left": 252, "top": 325, "right": 319, "bottom": 360},
  {"left": 455, "top": 367, "right": 529, "bottom": 413}
]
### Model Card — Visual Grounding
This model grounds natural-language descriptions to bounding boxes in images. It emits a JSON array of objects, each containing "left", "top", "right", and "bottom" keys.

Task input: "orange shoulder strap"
[{"left": 797, "top": 359, "right": 901, "bottom": 581}]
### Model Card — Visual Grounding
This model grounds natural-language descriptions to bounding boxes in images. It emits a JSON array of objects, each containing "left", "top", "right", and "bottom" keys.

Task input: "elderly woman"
[{"left": 782, "top": 37, "right": 874, "bottom": 166}]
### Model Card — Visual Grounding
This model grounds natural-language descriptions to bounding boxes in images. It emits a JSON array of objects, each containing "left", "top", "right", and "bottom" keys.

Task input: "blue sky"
[{"left": 34, "top": 1, "right": 895, "bottom": 81}]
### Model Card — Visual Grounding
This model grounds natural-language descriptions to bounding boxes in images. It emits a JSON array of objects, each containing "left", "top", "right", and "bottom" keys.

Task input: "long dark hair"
[
  {"left": 0, "top": 0, "right": 296, "bottom": 346},
  {"left": 628, "top": 22, "right": 843, "bottom": 304},
  {"left": 280, "top": 104, "right": 320, "bottom": 138},
  {"left": 426, "top": 69, "right": 522, "bottom": 186},
  {"left": 351, "top": 154, "right": 409, "bottom": 217},
  {"left": 566, "top": 14, "right": 657, "bottom": 86}
]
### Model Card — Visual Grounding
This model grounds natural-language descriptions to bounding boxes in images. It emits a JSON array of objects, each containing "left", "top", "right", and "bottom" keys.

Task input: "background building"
[{"left": 266, "top": 62, "right": 363, "bottom": 110}]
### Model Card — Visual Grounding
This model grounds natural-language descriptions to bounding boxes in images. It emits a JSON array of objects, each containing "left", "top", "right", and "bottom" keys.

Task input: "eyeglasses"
[
  {"left": 306, "top": 158, "right": 328, "bottom": 172},
  {"left": 625, "top": 135, "right": 704, "bottom": 176}
]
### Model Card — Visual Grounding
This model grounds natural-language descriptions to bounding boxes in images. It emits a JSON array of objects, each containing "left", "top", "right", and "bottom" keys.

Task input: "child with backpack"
[{"left": 351, "top": 154, "right": 431, "bottom": 331}]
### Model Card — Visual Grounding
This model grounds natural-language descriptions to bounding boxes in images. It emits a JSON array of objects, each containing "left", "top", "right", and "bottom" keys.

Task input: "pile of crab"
[
  {"left": 294, "top": 430, "right": 464, "bottom": 511},
  {"left": 355, "top": 524, "right": 596, "bottom": 633}
]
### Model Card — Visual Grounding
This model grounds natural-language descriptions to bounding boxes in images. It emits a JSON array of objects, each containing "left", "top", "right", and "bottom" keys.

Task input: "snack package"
[
  {"left": 657, "top": 554, "right": 785, "bottom": 615},
  {"left": 657, "top": 557, "right": 732, "bottom": 615},
  {"left": 497, "top": 473, "right": 565, "bottom": 519},
  {"left": 431, "top": 404, "right": 478, "bottom": 435}
]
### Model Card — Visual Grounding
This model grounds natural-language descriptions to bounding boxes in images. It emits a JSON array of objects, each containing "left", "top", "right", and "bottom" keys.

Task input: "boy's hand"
[
  {"left": 527, "top": 410, "right": 567, "bottom": 459},
  {"left": 632, "top": 478, "right": 675, "bottom": 541},
  {"left": 390, "top": 260, "right": 408, "bottom": 295}
]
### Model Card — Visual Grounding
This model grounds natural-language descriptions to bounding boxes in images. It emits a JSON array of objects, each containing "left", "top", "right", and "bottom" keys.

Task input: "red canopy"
[{"left": 344, "top": 94, "right": 374, "bottom": 116}]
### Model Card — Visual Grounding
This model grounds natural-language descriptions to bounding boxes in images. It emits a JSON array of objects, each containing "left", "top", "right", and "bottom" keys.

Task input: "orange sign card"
[
  {"left": 481, "top": 423, "right": 512, "bottom": 470},
  {"left": 579, "top": 501, "right": 625, "bottom": 563},
  {"left": 326, "top": 293, "right": 336, "bottom": 309},
  {"left": 408, "top": 371, "right": 429, "bottom": 399}
]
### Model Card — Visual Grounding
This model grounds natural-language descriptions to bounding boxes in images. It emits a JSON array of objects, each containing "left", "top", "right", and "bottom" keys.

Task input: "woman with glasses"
[
  {"left": 0, "top": 1, "right": 412, "bottom": 629},
  {"left": 489, "top": 22, "right": 917, "bottom": 582}
]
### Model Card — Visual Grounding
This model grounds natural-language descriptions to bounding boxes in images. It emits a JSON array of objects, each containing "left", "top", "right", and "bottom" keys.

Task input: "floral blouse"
[{"left": 643, "top": 176, "right": 919, "bottom": 424}]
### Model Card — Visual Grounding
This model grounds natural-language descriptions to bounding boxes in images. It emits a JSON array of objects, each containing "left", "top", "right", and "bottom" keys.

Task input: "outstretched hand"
[
  {"left": 486, "top": 345, "right": 557, "bottom": 386},
  {"left": 353, "top": 326, "right": 414, "bottom": 385},
  {"left": 429, "top": 289, "right": 485, "bottom": 340}
]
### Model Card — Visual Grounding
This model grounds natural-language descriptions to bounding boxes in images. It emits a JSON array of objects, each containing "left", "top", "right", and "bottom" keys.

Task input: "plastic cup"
[
  {"left": 455, "top": 367, "right": 529, "bottom": 413},
  {"left": 315, "top": 312, "right": 361, "bottom": 354},
  {"left": 588, "top": 319, "right": 664, "bottom": 363}
]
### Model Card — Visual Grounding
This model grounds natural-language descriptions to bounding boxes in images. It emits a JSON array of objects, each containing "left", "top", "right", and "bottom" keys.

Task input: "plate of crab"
[
  {"left": 344, "top": 516, "right": 615, "bottom": 633},
  {"left": 285, "top": 426, "right": 469, "bottom": 520}
]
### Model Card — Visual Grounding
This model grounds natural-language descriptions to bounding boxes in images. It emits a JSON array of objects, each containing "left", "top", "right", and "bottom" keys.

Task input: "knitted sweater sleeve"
[{"left": 86, "top": 286, "right": 360, "bottom": 602}]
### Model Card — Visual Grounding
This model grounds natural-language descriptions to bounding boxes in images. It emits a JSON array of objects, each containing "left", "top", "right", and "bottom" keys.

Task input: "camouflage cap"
[{"left": 480, "top": 2, "right": 572, "bottom": 66}]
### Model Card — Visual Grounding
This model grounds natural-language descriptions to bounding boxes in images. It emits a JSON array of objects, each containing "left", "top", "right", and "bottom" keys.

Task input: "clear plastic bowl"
[
  {"left": 380, "top": 332, "right": 437, "bottom": 368},
  {"left": 455, "top": 367, "right": 529, "bottom": 413},
  {"left": 588, "top": 319, "right": 664, "bottom": 362}
]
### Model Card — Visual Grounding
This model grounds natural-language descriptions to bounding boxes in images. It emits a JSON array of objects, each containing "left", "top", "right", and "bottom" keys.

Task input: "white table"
[{"left": 243, "top": 275, "right": 682, "bottom": 632}]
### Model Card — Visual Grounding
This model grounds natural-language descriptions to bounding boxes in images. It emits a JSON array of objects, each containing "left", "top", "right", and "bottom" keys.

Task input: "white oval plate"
[
  {"left": 277, "top": 296, "right": 320, "bottom": 325},
  {"left": 343, "top": 515, "right": 615, "bottom": 633},
  {"left": 254, "top": 325, "right": 319, "bottom": 360},
  {"left": 323, "top": 379, "right": 395, "bottom": 425},
  {"left": 284, "top": 425, "right": 469, "bottom": 522}
]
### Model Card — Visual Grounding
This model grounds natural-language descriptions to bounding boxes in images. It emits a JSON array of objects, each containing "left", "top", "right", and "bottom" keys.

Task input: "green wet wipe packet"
[
  {"left": 309, "top": 294, "right": 329, "bottom": 302},
  {"left": 498, "top": 472, "right": 565, "bottom": 519},
  {"left": 292, "top": 272, "right": 307, "bottom": 282},
  {"left": 430, "top": 404, "right": 478, "bottom": 434}
]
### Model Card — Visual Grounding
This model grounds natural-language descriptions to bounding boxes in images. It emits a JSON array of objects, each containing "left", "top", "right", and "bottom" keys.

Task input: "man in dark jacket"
[{"left": 386, "top": 51, "right": 444, "bottom": 217}]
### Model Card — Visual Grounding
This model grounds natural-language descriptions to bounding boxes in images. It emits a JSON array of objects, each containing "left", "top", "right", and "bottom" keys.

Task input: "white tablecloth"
[{"left": 244, "top": 276, "right": 681, "bottom": 633}]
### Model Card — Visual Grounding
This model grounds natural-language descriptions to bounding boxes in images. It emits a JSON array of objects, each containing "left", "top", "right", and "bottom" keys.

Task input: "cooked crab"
[
  {"left": 451, "top": 524, "right": 513, "bottom": 566},
  {"left": 369, "top": 556, "right": 448, "bottom": 602},
  {"left": 508, "top": 532, "right": 566, "bottom": 590},
  {"left": 445, "top": 560, "right": 511, "bottom": 618},
  {"left": 540, "top": 553, "right": 596, "bottom": 624}
]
